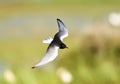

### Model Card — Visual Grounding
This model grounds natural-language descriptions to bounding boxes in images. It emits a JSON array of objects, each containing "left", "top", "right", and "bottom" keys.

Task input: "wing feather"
[
  {"left": 32, "top": 45, "right": 59, "bottom": 68},
  {"left": 57, "top": 19, "right": 68, "bottom": 41}
]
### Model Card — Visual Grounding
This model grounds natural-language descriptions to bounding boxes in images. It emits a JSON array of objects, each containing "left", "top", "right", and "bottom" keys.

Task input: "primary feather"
[
  {"left": 57, "top": 19, "right": 68, "bottom": 41},
  {"left": 32, "top": 45, "right": 59, "bottom": 68}
]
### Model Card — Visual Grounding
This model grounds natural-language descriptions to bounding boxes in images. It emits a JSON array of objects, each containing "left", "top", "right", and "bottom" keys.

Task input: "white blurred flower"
[
  {"left": 108, "top": 12, "right": 120, "bottom": 26},
  {"left": 3, "top": 69, "right": 16, "bottom": 83},
  {"left": 56, "top": 67, "right": 72, "bottom": 83}
]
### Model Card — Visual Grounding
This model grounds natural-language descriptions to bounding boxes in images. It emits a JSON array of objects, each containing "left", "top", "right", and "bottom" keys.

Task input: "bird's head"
[{"left": 59, "top": 43, "right": 68, "bottom": 49}]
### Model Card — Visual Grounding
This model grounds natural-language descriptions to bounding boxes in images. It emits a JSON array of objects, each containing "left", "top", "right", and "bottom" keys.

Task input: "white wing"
[
  {"left": 43, "top": 37, "right": 53, "bottom": 44},
  {"left": 57, "top": 19, "right": 68, "bottom": 41},
  {"left": 32, "top": 45, "right": 59, "bottom": 68}
]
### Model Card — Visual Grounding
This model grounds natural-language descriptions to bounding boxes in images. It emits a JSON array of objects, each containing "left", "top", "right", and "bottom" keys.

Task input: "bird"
[{"left": 32, "top": 18, "right": 68, "bottom": 68}]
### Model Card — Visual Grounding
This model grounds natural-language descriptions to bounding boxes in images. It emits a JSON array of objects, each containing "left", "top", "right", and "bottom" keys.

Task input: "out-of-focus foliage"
[{"left": 0, "top": 0, "right": 120, "bottom": 84}]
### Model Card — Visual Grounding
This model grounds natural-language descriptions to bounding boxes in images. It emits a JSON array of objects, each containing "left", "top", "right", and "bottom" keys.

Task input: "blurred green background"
[{"left": 0, "top": 0, "right": 120, "bottom": 84}]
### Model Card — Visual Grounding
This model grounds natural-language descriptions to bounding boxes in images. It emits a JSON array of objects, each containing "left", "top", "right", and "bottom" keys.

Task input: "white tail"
[{"left": 42, "top": 37, "right": 53, "bottom": 44}]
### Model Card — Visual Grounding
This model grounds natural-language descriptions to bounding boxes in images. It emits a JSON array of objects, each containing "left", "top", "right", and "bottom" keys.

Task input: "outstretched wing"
[
  {"left": 32, "top": 45, "right": 59, "bottom": 68},
  {"left": 57, "top": 18, "right": 68, "bottom": 41},
  {"left": 43, "top": 37, "right": 53, "bottom": 44}
]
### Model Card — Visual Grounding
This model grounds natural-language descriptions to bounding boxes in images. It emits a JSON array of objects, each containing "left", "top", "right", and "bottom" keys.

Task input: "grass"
[{"left": 1, "top": 33, "right": 120, "bottom": 84}]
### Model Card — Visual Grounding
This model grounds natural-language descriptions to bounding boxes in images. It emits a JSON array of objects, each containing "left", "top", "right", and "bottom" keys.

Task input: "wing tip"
[
  {"left": 57, "top": 18, "right": 60, "bottom": 21},
  {"left": 32, "top": 66, "right": 36, "bottom": 69},
  {"left": 57, "top": 18, "right": 62, "bottom": 23},
  {"left": 56, "top": 18, "right": 66, "bottom": 27}
]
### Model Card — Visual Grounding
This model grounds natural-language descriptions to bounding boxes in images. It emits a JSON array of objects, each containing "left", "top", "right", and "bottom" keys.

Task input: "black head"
[{"left": 59, "top": 43, "right": 68, "bottom": 49}]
